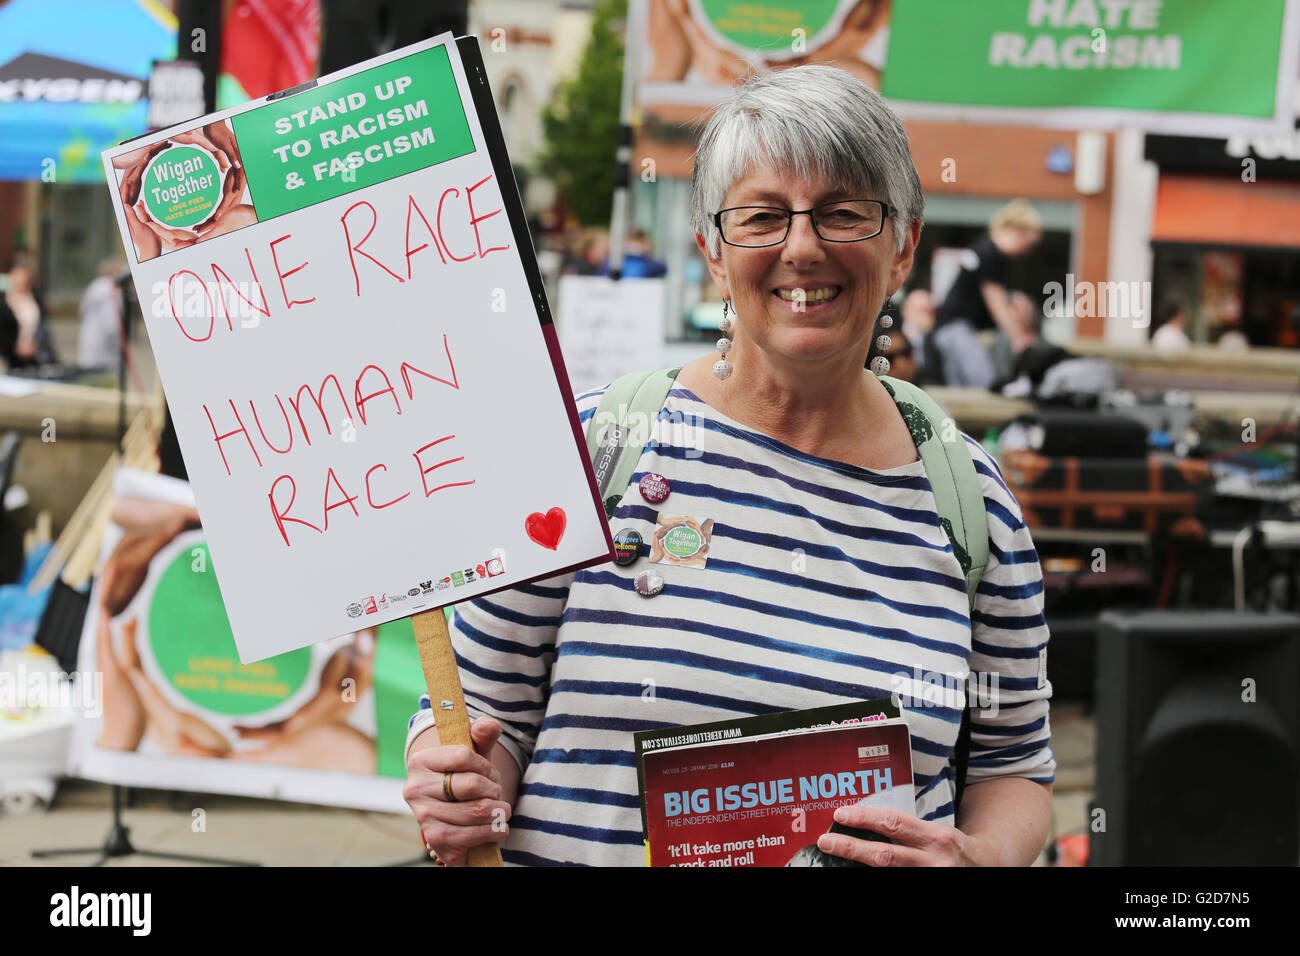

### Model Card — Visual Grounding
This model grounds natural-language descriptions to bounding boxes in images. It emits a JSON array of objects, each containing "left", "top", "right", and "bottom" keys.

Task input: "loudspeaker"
[
  {"left": 1028, "top": 406, "right": 1149, "bottom": 458},
  {"left": 1091, "top": 610, "right": 1300, "bottom": 865}
]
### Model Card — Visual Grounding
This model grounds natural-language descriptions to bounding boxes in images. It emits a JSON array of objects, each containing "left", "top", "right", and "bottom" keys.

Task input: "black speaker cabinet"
[{"left": 1091, "top": 610, "right": 1300, "bottom": 866}]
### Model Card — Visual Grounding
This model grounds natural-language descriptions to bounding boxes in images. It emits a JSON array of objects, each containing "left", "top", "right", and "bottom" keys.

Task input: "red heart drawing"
[{"left": 525, "top": 507, "right": 567, "bottom": 551}]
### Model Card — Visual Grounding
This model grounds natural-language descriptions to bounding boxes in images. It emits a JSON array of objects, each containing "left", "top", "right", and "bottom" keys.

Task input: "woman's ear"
[
  {"left": 696, "top": 231, "right": 730, "bottom": 301},
  {"left": 888, "top": 219, "right": 922, "bottom": 297}
]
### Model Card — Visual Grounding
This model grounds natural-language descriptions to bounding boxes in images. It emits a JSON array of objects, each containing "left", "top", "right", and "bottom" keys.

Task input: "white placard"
[
  {"left": 102, "top": 34, "right": 612, "bottom": 662},
  {"left": 557, "top": 275, "right": 665, "bottom": 391}
]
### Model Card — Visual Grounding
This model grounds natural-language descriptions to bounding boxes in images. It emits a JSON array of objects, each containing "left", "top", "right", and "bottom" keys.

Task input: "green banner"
[
  {"left": 883, "top": 0, "right": 1286, "bottom": 118},
  {"left": 231, "top": 45, "right": 474, "bottom": 220}
]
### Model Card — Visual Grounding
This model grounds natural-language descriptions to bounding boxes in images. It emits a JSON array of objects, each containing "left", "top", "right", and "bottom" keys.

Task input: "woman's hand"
[
  {"left": 403, "top": 717, "right": 512, "bottom": 866},
  {"left": 816, "top": 805, "right": 1002, "bottom": 866}
]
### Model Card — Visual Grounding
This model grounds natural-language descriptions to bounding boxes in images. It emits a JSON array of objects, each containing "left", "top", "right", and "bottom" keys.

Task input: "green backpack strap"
[
  {"left": 876, "top": 376, "right": 988, "bottom": 612},
  {"left": 585, "top": 367, "right": 681, "bottom": 518},
  {"left": 878, "top": 375, "right": 989, "bottom": 815}
]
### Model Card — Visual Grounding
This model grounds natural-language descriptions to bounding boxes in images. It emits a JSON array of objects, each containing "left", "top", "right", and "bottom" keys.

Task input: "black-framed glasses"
[{"left": 714, "top": 199, "right": 893, "bottom": 247}]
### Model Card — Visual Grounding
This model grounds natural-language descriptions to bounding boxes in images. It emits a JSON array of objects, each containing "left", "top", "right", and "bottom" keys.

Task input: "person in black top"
[
  {"left": 931, "top": 199, "right": 1041, "bottom": 387},
  {"left": 0, "top": 252, "right": 58, "bottom": 371}
]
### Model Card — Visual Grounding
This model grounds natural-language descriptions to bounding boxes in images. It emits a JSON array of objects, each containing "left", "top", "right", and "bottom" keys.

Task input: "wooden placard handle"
[{"left": 411, "top": 607, "right": 504, "bottom": 868}]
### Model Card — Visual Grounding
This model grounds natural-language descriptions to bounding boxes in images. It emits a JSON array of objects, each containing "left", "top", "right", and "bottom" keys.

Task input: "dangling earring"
[
  {"left": 869, "top": 310, "right": 893, "bottom": 377},
  {"left": 714, "top": 299, "right": 734, "bottom": 381}
]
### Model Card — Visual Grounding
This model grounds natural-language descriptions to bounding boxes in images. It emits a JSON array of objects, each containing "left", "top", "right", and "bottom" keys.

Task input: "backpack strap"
[
  {"left": 586, "top": 367, "right": 681, "bottom": 518},
  {"left": 877, "top": 375, "right": 989, "bottom": 817},
  {"left": 877, "top": 376, "right": 988, "bottom": 610}
]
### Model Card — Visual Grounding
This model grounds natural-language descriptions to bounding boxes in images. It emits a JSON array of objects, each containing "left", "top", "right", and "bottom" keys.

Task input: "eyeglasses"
[{"left": 714, "top": 199, "right": 893, "bottom": 248}]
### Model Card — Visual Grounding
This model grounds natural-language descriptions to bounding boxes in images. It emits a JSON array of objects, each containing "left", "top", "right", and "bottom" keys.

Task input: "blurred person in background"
[
  {"left": 615, "top": 228, "right": 668, "bottom": 278},
  {"left": 78, "top": 256, "right": 128, "bottom": 370},
  {"left": 0, "top": 251, "right": 58, "bottom": 370},
  {"left": 1214, "top": 325, "right": 1250, "bottom": 351},
  {"left": 899, "top": 287, "right": 934, "bottom": 381},
  {"left": 562, "top": 227, "right": 610, "bottom": 276},
  {"left": 1150, "top": 300, "right": 1191, "bottom": 352},
  {"left": 931, "top": 199, "right": 1042, "bottom": 388}
]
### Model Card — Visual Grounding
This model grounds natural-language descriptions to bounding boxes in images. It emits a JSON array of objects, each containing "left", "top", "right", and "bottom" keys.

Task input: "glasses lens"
[
  {"left": 720, "top": 207, "right": 789, "bottom": 246},
  {"left": 814, "top": 201, "right": 883, "bottom": 240}
]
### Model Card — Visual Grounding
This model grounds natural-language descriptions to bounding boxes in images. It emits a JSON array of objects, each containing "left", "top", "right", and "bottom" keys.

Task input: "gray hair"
[{"left": 690, "top": 65, "right": 924, "bottom": 258}]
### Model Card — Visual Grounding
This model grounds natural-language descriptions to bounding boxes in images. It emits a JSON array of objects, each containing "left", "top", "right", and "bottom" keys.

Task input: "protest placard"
[{"left": 102, "top": 33, "right": 614, "bottom": 669}]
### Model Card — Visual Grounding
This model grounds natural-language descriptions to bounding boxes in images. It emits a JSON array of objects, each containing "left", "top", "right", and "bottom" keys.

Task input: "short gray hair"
[{"left": 690, "top": 65, "right": 924, "bottom": 258}]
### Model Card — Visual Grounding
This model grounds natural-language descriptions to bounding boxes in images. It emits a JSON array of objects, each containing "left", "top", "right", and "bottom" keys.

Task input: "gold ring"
[{"left": 443, "top": 771, "right": 459, "bottom": 803}]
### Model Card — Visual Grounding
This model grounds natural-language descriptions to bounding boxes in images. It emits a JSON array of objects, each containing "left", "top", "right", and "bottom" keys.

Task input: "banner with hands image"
[
  {"left": 636, "top": 0, "right": 1300, "bottom": 137},
  {"left": 102, "top": 34, "right": 614, "bottom": 664},
  {"left": 69, "top": 469, "right": 430, "bottom": 813}
]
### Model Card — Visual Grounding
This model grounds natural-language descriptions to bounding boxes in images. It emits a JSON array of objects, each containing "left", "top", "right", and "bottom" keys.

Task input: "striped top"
[{"left": 407, "top": 381, "right": 1055, "bottom": 866}]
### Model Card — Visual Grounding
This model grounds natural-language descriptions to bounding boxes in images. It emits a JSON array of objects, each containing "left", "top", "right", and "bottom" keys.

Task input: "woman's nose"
[{"left": 782, "top": 213, "right": 826, "bottom": 267}]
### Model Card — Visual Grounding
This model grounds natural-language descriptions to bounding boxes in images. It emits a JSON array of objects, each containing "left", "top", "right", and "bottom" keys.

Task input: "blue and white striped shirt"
[{"left": 407, "top": 382, "right": 1055, "bottom": 866}]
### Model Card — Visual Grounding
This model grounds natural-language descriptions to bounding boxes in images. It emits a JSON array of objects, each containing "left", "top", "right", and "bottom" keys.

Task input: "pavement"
[{"left": 0, "top": 704, "right": 1095, "bottom": 867}]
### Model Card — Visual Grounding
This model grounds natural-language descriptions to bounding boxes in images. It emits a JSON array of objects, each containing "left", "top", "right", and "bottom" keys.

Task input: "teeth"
[{"left": 776, "top": 287, "right": 839, "bottom": 303}]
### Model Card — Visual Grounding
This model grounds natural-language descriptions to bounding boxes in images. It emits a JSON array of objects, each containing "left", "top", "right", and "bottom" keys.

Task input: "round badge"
[
  {"left": 613, "top": 528, "right": 643, "bottom": 566},
  {"left": 141, "top": 144, "right": 224, "bottom": 233},
  {"left": 662, "top": 525, "right": 704, "bottom": 560},
  {"left": 634, "top": 569, "right": 664, "bottom": 598},
  {"left": 639, "top": 473, "right": 671, "bottom": 504}
]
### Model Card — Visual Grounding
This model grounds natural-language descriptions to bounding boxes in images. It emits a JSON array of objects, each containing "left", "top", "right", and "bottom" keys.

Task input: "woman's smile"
[{"left": 772, "top": 283, "right": 844, "bottom": 313}]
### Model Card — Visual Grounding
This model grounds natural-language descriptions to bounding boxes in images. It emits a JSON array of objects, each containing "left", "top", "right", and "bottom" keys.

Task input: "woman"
[
  {"left": 0, "top": 252, "right": 57, "bottom": 370},
  {"left": 404, "top": 65, "right": 1054, "bottom": 867}
]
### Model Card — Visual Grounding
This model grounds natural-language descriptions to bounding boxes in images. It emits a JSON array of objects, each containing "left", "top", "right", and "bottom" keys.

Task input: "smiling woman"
[{"left": 403, "top": 65, "right": 1056, "bottom": 868}]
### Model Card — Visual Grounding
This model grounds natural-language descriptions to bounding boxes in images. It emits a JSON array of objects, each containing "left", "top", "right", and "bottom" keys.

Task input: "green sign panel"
[
  {"left": 883, "top": 0, "right": 1287, "bottom": 118},
  {"left": 231, "top": 44, "right": 475, "bottom": 220}
]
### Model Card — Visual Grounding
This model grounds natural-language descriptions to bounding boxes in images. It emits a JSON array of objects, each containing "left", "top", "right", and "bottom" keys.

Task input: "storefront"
[{"left": 1145, "top": 129, "right": 1300, "bottom": 348}]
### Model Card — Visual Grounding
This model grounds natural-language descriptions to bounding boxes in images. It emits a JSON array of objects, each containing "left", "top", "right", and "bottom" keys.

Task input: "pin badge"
[
  {"left": 648, "top": 514, "right": 714, "bottom": 569},
  {"left": 614, "top": 528, "right": 643, "bottom": 566},
  {"left": 639, "top": 472, "right": 671, "bottom": 504},
  {"left": 634, "top": 569, "right": 664, "bottom": 597}
]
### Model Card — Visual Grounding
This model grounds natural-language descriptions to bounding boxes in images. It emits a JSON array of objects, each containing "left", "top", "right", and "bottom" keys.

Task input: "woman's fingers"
[
  {"left": 421, "top": 820, "right": 510, "bottom": 866},
  {"left": 832, "top": 805, "right": 933, "bottom": 846},
  {"left": 407, "top": 766, "right": 502, "bottom": 805},
  {"left": 816, "top": 806, "right": 966, "bottom": 865},
  {"left": 424, "top": 797, "right": 511, "bottom": 830},
  {"left": 409, "top": 741, "right": 499, "bottom": 782},
  {"left": 469, "top": 716, "right": 503, "bottom": 756},
  {"left": 816, "top": 831, "right": 928, "bottom": 866}
]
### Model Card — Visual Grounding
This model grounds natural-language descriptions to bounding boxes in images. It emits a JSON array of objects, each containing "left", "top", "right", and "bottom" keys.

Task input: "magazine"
[{"left": 634, "top": 700, "right": 915, "bottom": 867}]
